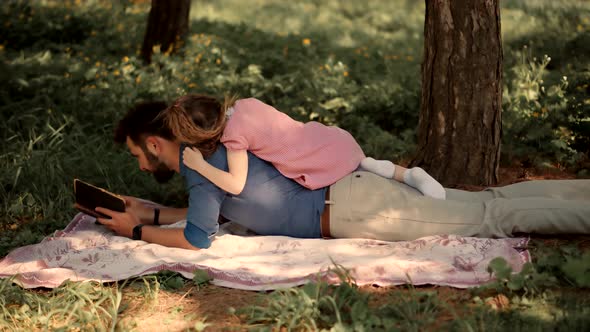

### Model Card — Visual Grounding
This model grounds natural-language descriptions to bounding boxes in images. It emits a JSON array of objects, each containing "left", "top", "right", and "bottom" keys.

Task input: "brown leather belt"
[{"left": 320, "top": 187, "right": 331, "bottom": 238}]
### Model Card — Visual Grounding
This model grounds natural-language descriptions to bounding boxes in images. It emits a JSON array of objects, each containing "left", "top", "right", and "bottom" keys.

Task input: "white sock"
[
  {"left": 403, "top": 167, "right": 446, "bottom": 200},
  {"left": 359, "top": 157, "right": 395, "bottom": 178}
]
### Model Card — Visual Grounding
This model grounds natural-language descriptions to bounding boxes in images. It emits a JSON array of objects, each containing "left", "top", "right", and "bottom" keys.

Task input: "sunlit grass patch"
[
  {"left": 0, "top": 271, "right": 214, "bottom": 331},
  {"left": 0, "top": 278, "right": 123, "bottom": 331}
]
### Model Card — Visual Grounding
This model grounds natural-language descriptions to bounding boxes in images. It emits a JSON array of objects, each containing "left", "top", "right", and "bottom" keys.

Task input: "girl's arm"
[{"left": 183, "top": 147, "right": 248, "bottom": 195}]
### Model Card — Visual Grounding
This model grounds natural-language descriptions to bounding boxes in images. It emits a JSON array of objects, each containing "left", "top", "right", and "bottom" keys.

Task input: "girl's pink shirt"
[{"left": 220, "top": 98, "right": 365, "bottom": 189}]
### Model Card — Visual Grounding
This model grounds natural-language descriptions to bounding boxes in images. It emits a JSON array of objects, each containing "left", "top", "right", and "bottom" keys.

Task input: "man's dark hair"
[{"left": 114, "top": 101, "right": 175, "bottom": 145}]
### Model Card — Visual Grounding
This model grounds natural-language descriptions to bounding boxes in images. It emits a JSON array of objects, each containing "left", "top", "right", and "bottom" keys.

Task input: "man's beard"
[{"left": 144, "top": 148, "right": 175, "bottom": 183}]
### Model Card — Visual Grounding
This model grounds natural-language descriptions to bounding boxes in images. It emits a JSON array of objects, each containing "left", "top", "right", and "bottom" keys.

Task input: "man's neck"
[{"left": 161, "top": 140, "right": 181, "bottom": 173}]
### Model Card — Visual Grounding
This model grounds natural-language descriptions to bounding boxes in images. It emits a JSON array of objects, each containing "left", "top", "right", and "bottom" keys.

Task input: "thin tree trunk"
[
  {"left": 411, "top": 0, "right": 503, "bottom": 186},
  {"left": 141, "top": 0, "right": 190, "bottom": 64}
]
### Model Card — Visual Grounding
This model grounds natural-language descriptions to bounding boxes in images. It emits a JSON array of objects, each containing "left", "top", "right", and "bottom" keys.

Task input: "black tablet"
[{"left": 73, "top": 179, "right": 126, "bottom": 219}]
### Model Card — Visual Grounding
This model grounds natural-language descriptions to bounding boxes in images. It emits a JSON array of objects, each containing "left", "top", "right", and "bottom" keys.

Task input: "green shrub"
[{"left": 502, "top": 49, "right": 588, "bottom": 168}]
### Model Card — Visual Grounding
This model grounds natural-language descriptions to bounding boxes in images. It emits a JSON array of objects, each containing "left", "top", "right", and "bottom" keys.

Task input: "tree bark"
[
  {"left": 141, "top": 0, "right": 191, "bottom": 64},
  {"left": 410, "top": 0, "right": 502, "bottom": 186}
]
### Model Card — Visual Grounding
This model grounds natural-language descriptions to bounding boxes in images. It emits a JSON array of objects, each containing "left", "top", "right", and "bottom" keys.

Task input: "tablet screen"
[{"left": 74, "top": 179, "right": 125, "bottom": 218}]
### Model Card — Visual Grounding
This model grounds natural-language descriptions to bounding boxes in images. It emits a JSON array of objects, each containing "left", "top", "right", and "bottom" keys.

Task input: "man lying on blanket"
[{"left": 96, "top": 101, "right": 590, "bottom": 250}]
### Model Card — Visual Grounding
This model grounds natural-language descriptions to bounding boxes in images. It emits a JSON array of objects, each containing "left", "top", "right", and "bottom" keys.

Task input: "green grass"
[
  {"left": 237, "top": 249, "right": 590, "bottom": 331},
  {"left": 1, "top": 0, "right": 589, "bottom": 330},
  {"left": 0, "top": 278, "right": 124, "bottom": 331}
]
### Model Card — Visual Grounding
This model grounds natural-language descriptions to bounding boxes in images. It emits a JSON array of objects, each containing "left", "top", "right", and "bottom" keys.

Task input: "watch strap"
[
  {"left": 153, "top": 208, "right": 160, "bottom": 226},
  {"left": 132, "top": 224, "right": 145, "bottom": 240}
]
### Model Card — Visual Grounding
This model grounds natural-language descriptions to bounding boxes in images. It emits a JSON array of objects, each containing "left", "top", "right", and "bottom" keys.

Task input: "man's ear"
[{"left": 144, "top": 136, "right": 160, "bottom": 156}]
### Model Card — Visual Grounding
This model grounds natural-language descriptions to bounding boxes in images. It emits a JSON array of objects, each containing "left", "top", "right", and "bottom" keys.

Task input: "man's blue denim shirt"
[{"left": 179, "top": 144, "right": 325, "bottom": 248}]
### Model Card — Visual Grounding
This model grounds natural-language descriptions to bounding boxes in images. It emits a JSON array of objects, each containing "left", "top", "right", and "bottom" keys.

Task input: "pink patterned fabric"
[
  {"left": 221, "top": 98, "right": 365, "bottom": 189},
  {"left": 0, "top": 213, "right": 530, "bottom": 290}
]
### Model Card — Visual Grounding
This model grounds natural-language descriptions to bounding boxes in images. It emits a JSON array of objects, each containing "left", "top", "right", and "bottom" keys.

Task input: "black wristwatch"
[
  {"left": 132, "top": 224, "right": 145, "bottom": 240},
  {"left": 153, "top": 208, "right": 160, "bottom": 226}
]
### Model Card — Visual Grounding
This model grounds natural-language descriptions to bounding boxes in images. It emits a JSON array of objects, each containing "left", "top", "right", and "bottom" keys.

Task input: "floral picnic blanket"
[{"left": 0, "top": 213, "right": 530, "bottom": 290}]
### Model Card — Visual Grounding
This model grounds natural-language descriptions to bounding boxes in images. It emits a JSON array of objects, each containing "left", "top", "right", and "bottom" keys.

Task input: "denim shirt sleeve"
[
  {"left": 183, "top": 179, "right": 224, "bottom": 249},
  {"left": 180, "top": 146, "right": 227, "bottom": 249}
]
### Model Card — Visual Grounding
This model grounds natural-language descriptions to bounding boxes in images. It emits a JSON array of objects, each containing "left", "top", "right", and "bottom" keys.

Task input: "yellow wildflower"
[
  {"left": 122, "top": 64, "right": 133, "bottom": 73},
  {"left": 113, "top": 69, "right": 120, "bottom": 76},
  {"left": 216, "top": 58, "right": 221, "bottom": 65},
  {"left": 343, "top": 71, "right": 349, "bottom": 77},
  {"left": 122, "top": 56, "right": 129, "bottom": 63},
  {"left": 164, "top": 45, "right": 174, "bottom": 55},
  {"left": 135, "top": 75, "right": 141, "bottom": 84},
  {"left": 302, "top": 38, "right": 311, "bottom": 46}
]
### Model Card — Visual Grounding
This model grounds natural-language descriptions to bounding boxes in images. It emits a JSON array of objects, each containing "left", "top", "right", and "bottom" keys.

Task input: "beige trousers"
[{"left": 328, "top": 172, "right": 590, "bottom": 241}]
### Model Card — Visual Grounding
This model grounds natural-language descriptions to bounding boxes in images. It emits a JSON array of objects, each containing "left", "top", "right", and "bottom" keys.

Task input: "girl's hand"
[{"left": 183, "top": 147, "right": 205, "bottom": 171}]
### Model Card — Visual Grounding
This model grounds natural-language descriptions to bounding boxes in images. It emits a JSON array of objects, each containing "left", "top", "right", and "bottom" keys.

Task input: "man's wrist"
[{"left": 137, "top": 206, "right": 152, "bottom": 223}]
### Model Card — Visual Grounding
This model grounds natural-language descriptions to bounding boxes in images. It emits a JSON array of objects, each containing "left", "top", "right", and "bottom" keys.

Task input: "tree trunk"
[
  {"left": 410, "top": 0, "right": 502, "bottom": 186},
  {"left": 141, "top": 0, "right": 190, "bottom": 64}
]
